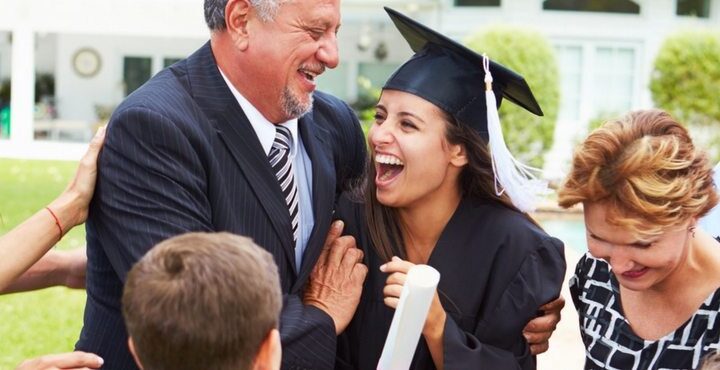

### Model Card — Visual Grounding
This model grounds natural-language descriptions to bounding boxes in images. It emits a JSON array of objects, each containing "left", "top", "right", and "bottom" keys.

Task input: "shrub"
[
  {"left": 465, "top": 25, "right": 560, "bottom": 169},
  {"left": 351, "top": 76, "right": 380, "bottom": 124},
  {"left": 650, "top": 29, "right": 720, "bottom": 162},
  {"left": 651, "top": 29, "right": 720, "bottom": 125}
]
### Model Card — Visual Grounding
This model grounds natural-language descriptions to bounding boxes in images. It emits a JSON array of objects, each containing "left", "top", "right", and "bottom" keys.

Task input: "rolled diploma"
[{"left": 377, "top": 264, "right": 441, "bottom": 370}]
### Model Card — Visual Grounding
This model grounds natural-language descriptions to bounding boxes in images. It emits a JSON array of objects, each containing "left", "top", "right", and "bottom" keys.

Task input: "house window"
[
  {"left": 163, "top": 57, "right": 182, "bottom": 68},
  {"left": 592, "top": 46, "right": 635, "bottom": 116},
  {"left": 543, "top": 0, "right": 640, "bottom": 14},
  {"left": 123, "top": 56, "right": 152, "bottom": 96},
  {"left": 677, "top": 0, "right": 710, "bottom": 17},
  {"left": 555, "top": 45, "right": 583, "bottom": 122},
  {"left": 455, "top": 0, "right": 501, "bottom": 6}
]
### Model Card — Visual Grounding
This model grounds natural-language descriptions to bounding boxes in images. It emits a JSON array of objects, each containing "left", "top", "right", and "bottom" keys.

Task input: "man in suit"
[
  {"left": 78, "top": 0, "right": 367, "bottom": 369},
  {"left": 78, "top": 0, "right": 562, "bottom": 368}
]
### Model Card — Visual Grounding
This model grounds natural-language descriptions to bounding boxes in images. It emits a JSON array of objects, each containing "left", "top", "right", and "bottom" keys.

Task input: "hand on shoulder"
[
  {"left": 304, "top": 220, "right": 367, "bottom": 334},
  {"left": 47, "top": 126, "right": 106, "bottom": 232}
]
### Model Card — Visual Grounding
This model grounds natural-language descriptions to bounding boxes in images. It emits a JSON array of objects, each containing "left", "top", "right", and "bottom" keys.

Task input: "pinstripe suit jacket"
[{"left": 77, "top": 42, "right": 366, "bottom": 370}]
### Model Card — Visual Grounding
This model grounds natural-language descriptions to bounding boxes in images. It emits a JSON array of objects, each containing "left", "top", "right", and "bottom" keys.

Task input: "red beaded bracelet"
[{"left": 45, "top": 206, "right": 64, "bottom": 240}]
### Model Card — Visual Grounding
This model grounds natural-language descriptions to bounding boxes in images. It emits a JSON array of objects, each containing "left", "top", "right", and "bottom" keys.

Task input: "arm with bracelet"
[{"left": 0, "top": 126, "right": 105, "bottom": 293}]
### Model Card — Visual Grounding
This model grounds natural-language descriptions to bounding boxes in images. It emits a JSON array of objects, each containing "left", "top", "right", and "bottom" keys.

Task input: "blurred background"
[{"left": 0, "top": 0, "right": 718, "bottom": 368}]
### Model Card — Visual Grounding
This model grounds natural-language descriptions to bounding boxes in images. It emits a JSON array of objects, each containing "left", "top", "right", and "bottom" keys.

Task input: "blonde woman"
[{"left": 559, "top": 109, "right": 720, "bottom": 369}]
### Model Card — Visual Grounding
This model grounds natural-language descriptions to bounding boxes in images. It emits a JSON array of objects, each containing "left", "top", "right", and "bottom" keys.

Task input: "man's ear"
[
  {"left": 225, "top": 0, "right": 252, "bottom": 50},
  {"left": 253, "top": 328, "right": 282, "bottom": 370},
  {"left": 128, "top": 337, "right": 145, "bottom": 370},
  {"left": 450, "top": 143, "right": 468, "bottom": 167}
]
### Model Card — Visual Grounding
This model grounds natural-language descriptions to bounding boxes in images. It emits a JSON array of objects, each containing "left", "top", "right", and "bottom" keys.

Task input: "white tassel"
[{"left": 482, "top": 54, "right": 549, "bottom": 213}]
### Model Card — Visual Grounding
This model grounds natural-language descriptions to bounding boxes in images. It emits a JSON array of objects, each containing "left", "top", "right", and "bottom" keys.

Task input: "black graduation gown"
[{"left": 335, "top": 196, "right": 566, "bottom": 370}]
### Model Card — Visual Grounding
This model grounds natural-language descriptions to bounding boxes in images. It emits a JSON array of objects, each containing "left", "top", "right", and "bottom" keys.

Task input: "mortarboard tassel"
[{"left": 482, "top": 54, "right": 549, "bottom": 213}]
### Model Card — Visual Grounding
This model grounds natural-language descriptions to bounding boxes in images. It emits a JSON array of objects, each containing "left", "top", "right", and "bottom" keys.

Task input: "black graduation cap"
[
  {"left": 383, "top": 7, "right": 550, "bottom": 212},
  {"left": 383, "top": 7, "right": 543, "bottom": 138}
]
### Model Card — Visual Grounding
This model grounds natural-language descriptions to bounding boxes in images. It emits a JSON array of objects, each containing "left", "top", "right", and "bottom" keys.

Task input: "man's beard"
[{"left": 281, "top": 87, "right": 313, "bottom": 119}]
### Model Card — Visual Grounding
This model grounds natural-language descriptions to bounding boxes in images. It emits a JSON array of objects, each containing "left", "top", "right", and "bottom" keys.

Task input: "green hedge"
[
  {"left": 651, "top": 29, "right": 720, "bottom": 125},
  {"left": 650, "top": 29, "right": 720, "bottom": 162},
  {"left": 465, "top": 26, "right": 560, "bottom": 169}
]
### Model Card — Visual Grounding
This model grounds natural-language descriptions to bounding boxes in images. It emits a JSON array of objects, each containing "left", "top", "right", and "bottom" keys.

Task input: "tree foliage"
[
  {"left": 651, "top": 29, "right": 720, "bottom": 162},
  {"left": 651, "top": 29, "right": 720, "bottom": 126},
  {"left": 465, "top": 26, "right": 560, "bottom": 168}
]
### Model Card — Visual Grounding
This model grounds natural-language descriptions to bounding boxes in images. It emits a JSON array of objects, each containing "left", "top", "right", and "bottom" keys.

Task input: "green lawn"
[{"left": 0, "top": 158, "right": 87, "bottom": 369}]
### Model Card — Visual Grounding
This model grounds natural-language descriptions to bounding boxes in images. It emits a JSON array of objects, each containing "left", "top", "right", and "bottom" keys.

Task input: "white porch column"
[{"left": 10, "top": 26, "right": 35, "bottom": 144}]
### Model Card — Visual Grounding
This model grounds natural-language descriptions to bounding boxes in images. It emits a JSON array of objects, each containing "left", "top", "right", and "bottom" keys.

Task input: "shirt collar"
[{"left": 219, "top": 67, "right": 299, "bottom": 157}]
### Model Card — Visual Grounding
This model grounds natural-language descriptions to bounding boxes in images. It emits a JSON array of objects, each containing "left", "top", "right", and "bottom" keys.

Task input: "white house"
[{"left": 0, "top": 0, "right": 717, "bottom": 175}]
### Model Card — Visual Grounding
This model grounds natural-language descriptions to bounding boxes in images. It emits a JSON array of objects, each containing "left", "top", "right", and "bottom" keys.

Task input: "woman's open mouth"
[{"left": 375, "top": 154, "right": 404, "bottom": 185}]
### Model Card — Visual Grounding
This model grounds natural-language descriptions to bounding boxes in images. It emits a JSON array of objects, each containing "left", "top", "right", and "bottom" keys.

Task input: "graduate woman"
[{"left": 328, "top": 8, "right": 566, "bottom": 370}]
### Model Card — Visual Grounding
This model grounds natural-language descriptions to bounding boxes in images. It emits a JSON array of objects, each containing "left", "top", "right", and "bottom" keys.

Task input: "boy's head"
[{"left": 122, "top": 232, "right": 282, "bottom": 370}]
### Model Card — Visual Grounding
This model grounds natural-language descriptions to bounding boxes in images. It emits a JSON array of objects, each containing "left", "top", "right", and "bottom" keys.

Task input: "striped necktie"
[{"left": 268, "top": 125, "right": 299, "bottom": 243}]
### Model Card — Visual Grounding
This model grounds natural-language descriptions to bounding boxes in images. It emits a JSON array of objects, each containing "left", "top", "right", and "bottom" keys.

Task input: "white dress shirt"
[{"left": 219, "top": 69, "right": 314, "bottom": 271}]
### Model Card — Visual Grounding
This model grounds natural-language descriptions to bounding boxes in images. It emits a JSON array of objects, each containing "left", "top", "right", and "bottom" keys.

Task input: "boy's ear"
[
  {"left": 128, "top": 337, "right": 145, "bottom": 370},
  {"left": 253, "top": 328, "right": 282, "bottom": 370}
]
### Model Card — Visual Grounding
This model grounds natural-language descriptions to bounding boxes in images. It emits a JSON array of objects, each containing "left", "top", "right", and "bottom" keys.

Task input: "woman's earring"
[{"left": 689, "top": 226, "right": 697, "bottom": 238}]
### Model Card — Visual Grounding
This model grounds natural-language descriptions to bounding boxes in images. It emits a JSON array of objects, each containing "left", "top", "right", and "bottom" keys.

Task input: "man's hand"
[
  {"left": 523, "top": 296, "right": 565, "bottom": 355},
  {"left": 304, "top": 220, "right": 368, "bottom": 335},
  {"left": 15, "top": 351, "right": 103, "bottom": 370}
]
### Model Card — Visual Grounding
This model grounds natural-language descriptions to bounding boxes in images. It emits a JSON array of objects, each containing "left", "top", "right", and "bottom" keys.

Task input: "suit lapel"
[
  {"left": 186, "top": 42, "right": 297, "bottom": 273},
  {"left": 292, "top": 110, "right": 335, "bottom": 292}
]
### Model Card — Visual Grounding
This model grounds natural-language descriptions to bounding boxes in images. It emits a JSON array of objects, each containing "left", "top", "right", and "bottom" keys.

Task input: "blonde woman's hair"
[{"left": 558, "top": 109, "right": 718, "bottom": 237}]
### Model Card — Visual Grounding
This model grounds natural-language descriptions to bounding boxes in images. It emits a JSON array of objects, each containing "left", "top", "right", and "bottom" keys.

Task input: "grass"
[{"left": 0, "top": 158, "right": 87, "bottom": 369}]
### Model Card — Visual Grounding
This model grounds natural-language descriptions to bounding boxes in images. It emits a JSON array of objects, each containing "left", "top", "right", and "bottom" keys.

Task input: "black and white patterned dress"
[{"left": 570, "top": 250, "right": 720, "bottom": 370}]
